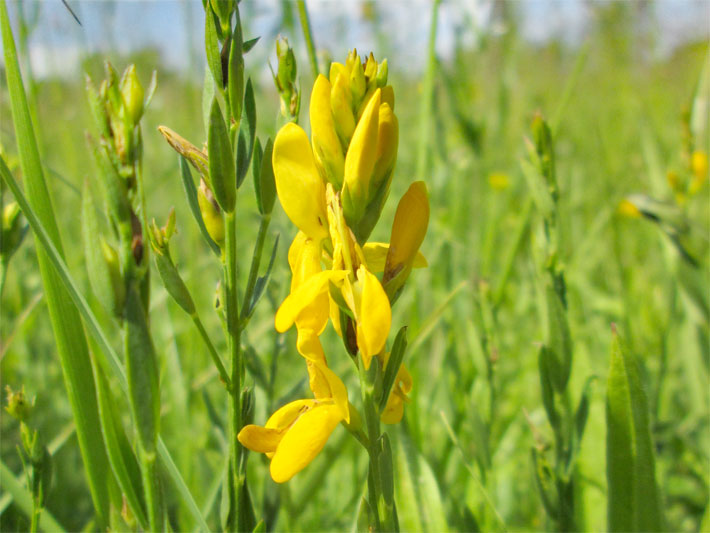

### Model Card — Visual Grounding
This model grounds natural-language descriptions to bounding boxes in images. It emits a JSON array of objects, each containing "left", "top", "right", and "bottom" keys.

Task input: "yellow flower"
[
  {"left": 340, "top": 265, "right": 392, "bottom": 368},
  {"left": 238, "top": 358, "right": 349, "bottom": 483},
  {"left": 690, "top": 150, "right": 708, "bottom": 194},
  {"left": 383, "top": 181, "right": 430, "bottom": 298},
  {"left": 362, "top": 242, "right": 427, "bottom": 273},
  {"left": 311, "top": 75, "right": 345, "bottom": 188},
  {"left": 272, "top": 123, "right": 329, "bottom": 242}
]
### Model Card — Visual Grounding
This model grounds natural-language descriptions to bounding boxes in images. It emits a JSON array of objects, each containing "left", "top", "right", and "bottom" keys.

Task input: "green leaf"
[
  {"left": 1, "top": 6, "right": 114, "bottom": 526},
  {"left": 154, "top": 250, "right": 196, "bottom": 315},
  {"left": 254, "top": 137, "right": 276, "bottom": 215},
  {"left": 395, "top": 429, "right": 448, "bottom": 532},
  {"left": 246, "top": 233, "right": 279, "bottom": 318},
  {"left": 236, "top": 78, "right": 256, "bottom": 188},
  {"left": 606, "top": 328, "right": 663, "bottom": 532},
  {"left": 208, "top": 97, "right": 236, "bottom": 212},
  {"left": 531, "top": 447, "right": 559, "bottom": 519},
  {"left": 545, "top": 281, "right": 572, "bottom": 392},
  {"left": 0, "top": 160, "right": 210, "bottom": 531},
  {"left": 91, "top": 352, "right": 149, "bottom": 530},
  {"left": 379, "top": 326, "right": 407, "bottom": 411},
  {"left": 227, "top": 9, "right": 244, "bottom": 122},
  {"left": 178, "top": 156, "right": 220, "bottom": 256},
  {"left": 202, "top": 65, "right": 216, "bottom": 136},
  {"left": 124, "top": 282, "right": 161, "bottom": 454},
  {"left": 204, "top": 5, "right": 223, "bottom": 89},
  {"left": 520, "top": 157, "right": 554, "bottom": 219},
  {"left": 243, "top": 36, "right": 260, "bottom": 53},
  {"left": 538, "top": 345, "right": 560, "bottom": 429}
]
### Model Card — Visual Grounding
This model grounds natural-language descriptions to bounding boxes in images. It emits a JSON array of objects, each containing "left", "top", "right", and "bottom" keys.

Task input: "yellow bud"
[
  {"left": 364, "top": 52, "right": 377, "bottom": 80},
  {"left": 381, "top": 85, "right": 394, "bottom": 110},
  {"left": 197, "top": 180, "right": 225, "bottom": 246},
  {"left": 343, "top": 89, "right": 381, "bottom": 225},
  {"left": 383, "top": 182, "right": 430, "bottom": 298},
  {"left": 488, "top": 172, "right": 510, "bottom": 191},
  {"left": 310, "top": 75, "right": 345, "bottom": 188},
  {"left": 331, "top": 73, "right": 356, "bottom": 146},
  {"left": 329, "top": 62, "right": 349, "bottom": 86},
  {"left": 371, "top": 103, "right": 398, "bottom": 194}
]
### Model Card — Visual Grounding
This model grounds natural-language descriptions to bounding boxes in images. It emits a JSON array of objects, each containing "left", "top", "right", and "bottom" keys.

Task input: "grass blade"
[{"left": 1, "top": 3, "right": 113, "bottom": 524}]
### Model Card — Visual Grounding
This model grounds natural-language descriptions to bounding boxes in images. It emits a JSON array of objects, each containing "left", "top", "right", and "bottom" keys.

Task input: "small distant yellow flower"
[
  {"left": 617, "top": 199, "right": 642, "bottom": 218},
  {"left": 488, "top": 172, "right": 510, "bottom": 191},
  {"left": 690, "top": 150, "right": 708, "bottom": 194}
]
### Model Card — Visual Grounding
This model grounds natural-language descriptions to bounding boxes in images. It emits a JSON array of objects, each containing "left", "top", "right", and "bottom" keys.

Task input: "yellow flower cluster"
[{"left": 238, "top": 51, "right": 429, "bottom": 483}]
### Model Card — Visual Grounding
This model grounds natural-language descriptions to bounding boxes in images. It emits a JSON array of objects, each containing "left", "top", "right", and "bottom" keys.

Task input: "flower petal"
[
  {"left": 272, "top": 123, "right": 329, "bottom": 241},
  {"left": 363, "top": 242, "right": 427, "bottom": 272},
  {"left": 265, "top": 399, "right": 316, "bottom": 431},
  {"left": 380, "top": 393, "right": 404, "bottom": 425},
  {"left": 307, "top": 360, "right": 350, "bottom": 423},
  {"left": 237, "top": 425, "right": 283, "bottom": 453},
  {"left": 296, "top": 327, "right": 326, "bottom": 361},
  {"left": 384, "top": 181, "right": 430, "bottom": 284},
  {"left": 275, "top": 270, "right": 347, "bottom": 333},
  {"left": 355, "top": 266, "right": 391, "bottom": 368},
  {"left": 269, "top": 403, "right": 343, "bottom": 483},
  {"left": 311, "top": 75, "right": 345, "bottom": 188}
]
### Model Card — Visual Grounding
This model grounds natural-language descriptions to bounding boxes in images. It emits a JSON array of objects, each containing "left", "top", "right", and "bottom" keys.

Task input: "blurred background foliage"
[{"left": 1, "top": 1, "right": 708, "bottom": 531}]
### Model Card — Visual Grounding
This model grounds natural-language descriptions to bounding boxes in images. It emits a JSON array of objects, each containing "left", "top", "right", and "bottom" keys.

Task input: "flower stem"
[
  {"left": 239, "top": 214, "right": 271, "bottom": 323},
  {"left": 224, "top": 210, "right": 245, "bottom": 531},
  {"left": 297, "top": 0, "right": 319, "bottom": 80},
  {"left": 191, "top": 313, "right": 231, "bottom": 390},
  {"left": 358, "top": 357, "right": 397, "bottom": 532}
]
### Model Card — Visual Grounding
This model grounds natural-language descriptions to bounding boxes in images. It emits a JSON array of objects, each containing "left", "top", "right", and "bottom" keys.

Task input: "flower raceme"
[{"left": 242, "top": 51, "right": 429, "bottom": 483}]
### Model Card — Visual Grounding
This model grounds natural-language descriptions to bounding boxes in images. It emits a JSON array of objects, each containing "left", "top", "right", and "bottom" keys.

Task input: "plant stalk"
[{"left": 297, "top": 0, "right": 319, "bottom": 80}]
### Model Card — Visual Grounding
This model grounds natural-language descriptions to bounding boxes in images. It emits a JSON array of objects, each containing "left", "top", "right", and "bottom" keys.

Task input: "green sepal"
[
  {"left": 236, "top": 79, "right": 256, "bottom": 188},
  {"left": 531, "top": 447, "right": 559, "bottom": 518},
  {"left": 124, "top": 283, "right": 160, "bottom": 454},
  {"left": 208, "top": 97, "right": 236, "bottom": 212}
]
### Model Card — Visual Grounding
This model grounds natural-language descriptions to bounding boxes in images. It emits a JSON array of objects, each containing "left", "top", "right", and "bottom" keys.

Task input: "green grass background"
[{"left": 1, "top": 2, "right": 708, "bottom": 531}]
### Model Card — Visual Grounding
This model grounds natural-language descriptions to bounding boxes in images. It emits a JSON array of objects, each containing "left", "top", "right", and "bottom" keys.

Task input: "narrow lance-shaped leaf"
[
  {"left": 254, "top": 137, "right": 276, "bottom": 215},
  {"left": 1, "top": 6, "right": 114, "bottom": 525},
  {"left": 204, "top": 4, "right": 223, "bottom": 89},
  {"left": 236, "top": 78, "right": 257, "bottom": 188},
  {"left": 90, "top": 351, "right": 149, "bottom": 530},
  {"left": 606, "top": 327, "right": 663, "bottom": 532},
  {"left": 545, "top": 281, "right": 572, "bottom": 392},
  {"left": 208, "top": 97, "right": 236, "bottom": 212},
  {"left": 124, "top": 283, "right": 161, "bottom": 455},
  {"left": 228, "top": 8, "right": 244, "bottom": 123},
  {"left": 379, "top": 326, "right": 407, "bottom": 411}
]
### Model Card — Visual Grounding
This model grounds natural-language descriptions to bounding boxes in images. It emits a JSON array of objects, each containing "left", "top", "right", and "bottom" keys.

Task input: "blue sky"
[{"left": 6, "top": 0, "right": 709, "bottom": 79}]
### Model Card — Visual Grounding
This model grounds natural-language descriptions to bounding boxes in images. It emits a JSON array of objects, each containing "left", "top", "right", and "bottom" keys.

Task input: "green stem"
[
  {"left": 297, "top": 0, "right": 319, "bottom": 80},
  {"left": 29, "top": 503, "right": 40, "bottom": 533},
  {"left": 358, "top": 358, "right": 396, "bottom": 532},
  {"left": 239, "top": 214, "right": 271, "bottom": 323},
  {"left": 192, "top": 313, "right": 232, "bottom": 390},
  {"left": 224, "top": 210, "right": 245, "bottom": 531},
  {"left": 416, "top": 0, "right": 441, "bottom": 180},
  {"left": 141, "top": 449, "right": 164, "bottom": 532}
]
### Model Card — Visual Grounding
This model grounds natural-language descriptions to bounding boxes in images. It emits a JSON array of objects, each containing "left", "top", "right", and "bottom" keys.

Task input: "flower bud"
[
  {"left": 100, "top": 237, "right": 126, "bottom": 314},
  {"left": 197, "top": 179, "right": 225, "bottom": 247},
  {"left": 274, "top": 36, "right": 300, "bottom": 121},
  {"left": 342, "top": 89, "right": 381, "bottom": 227},
  {"left": 331, "top": 73, "right": 356, "bottom": 147},
  {"left": 4, "top": 385, "right": 33, "bottom": 421},
  {"left": 158, "top": 126, "right": 210, "bottom": 180},
  {"left": 690, "top": 149, "right": 708, "bottom": 194},
  {"left": 311, "top": 75, "right": 345, "bottom": 188},
  {"left": 1, "top": 202, "right": 26, "bottom": 259},
  {"left": 349, "top": 55, "right": 366, "bottom": 107},
  {"left": 120, "top": 64, "right": 144, "bottom": 126}
]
